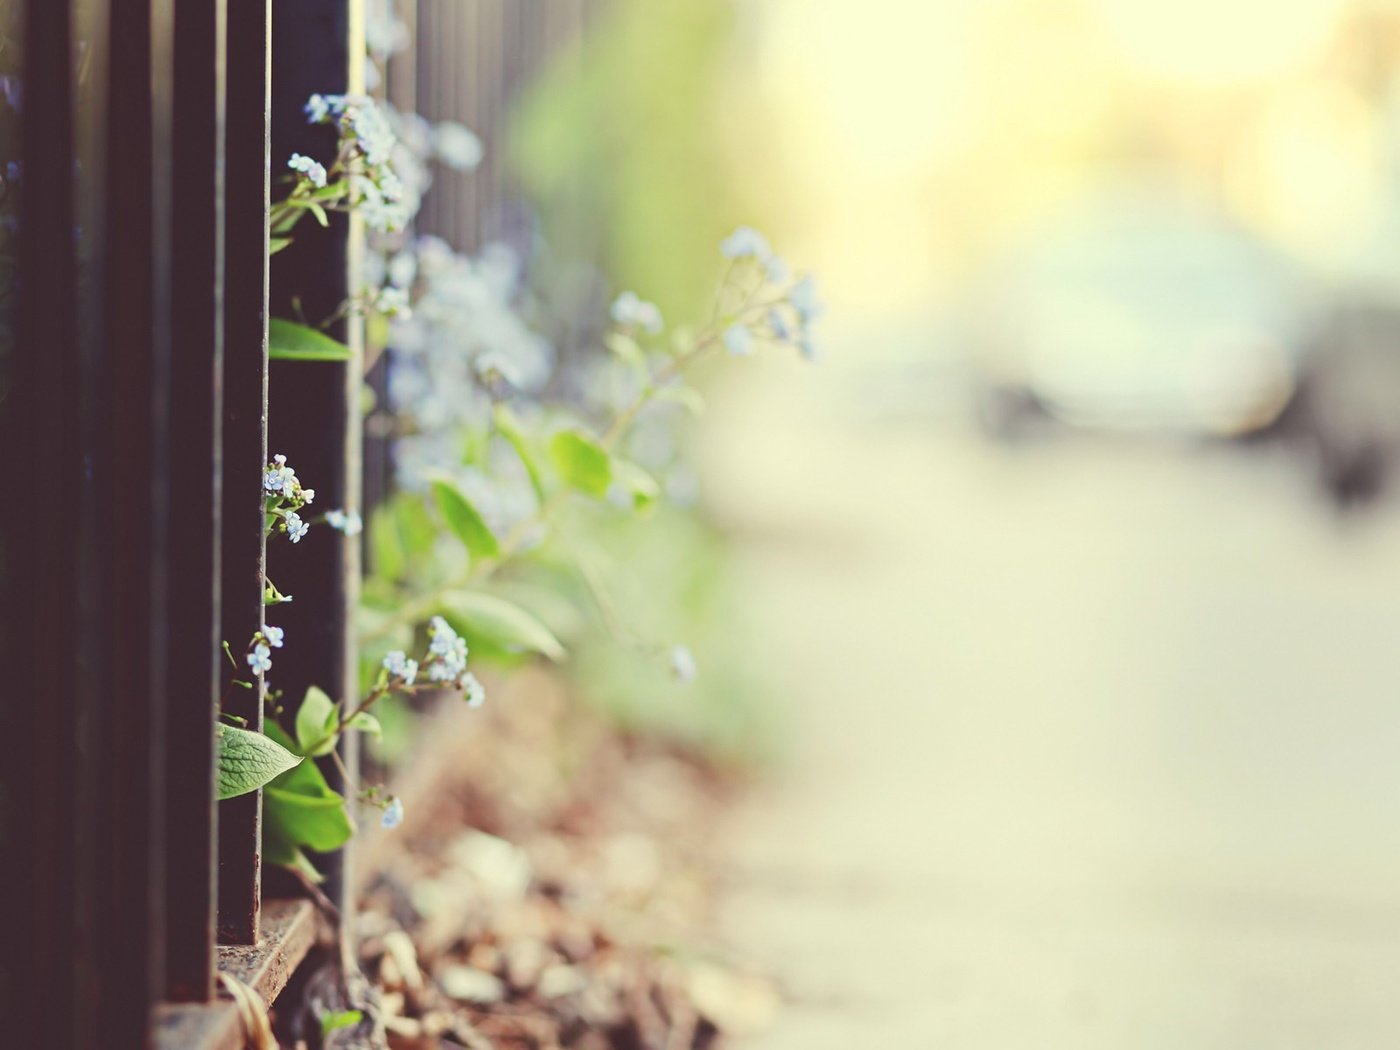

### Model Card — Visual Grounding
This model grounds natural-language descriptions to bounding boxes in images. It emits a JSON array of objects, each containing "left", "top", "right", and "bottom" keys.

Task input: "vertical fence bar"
[
  {"left": 94, "top": 0, "right": 174, "bottom": 1040},
  {"left": 218, "top": 0, "right": 271, "bottom": 946},
  {"left": 365, "top": 0, "right": 417, "bottom": 519},
  {"left": 163, "top": 0, "right": 225, "bottom": 999},
  {"left": 3, "top": 0, "right": 85, "bottom": 1041},
  {"left": 267, "top": 0, "right": 363, "bottom": 914}
]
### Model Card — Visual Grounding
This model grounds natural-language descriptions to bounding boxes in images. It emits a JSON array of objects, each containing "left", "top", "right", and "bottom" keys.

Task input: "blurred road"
[{"left": 702, "top": 349, "right": 1400, "bottom": 1048}]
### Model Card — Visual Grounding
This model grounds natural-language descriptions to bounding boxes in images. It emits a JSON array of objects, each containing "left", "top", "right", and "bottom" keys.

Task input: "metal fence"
[{"left": 1, "top": 1, "right": 590, "bottom": 1046}]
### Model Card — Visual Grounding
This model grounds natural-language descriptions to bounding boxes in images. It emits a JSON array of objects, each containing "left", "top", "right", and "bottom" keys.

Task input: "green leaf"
[
  {"left": 604, "top": 331, "right": 647, "bottom": 369},
  {"left": 268, "top": 318, "right": 353, "bottom": 362},
  {"left": 216, "top": 724, "right": 302, "bottom": 800},
  {"left": 294, "top": 685, "right": 340, "bottom": 757},
  {"left": 262, "top": 724, "right": 354, "bottom": 854},
  {"left": 611, "top": 458, "right": 660, "bottom": 510},
  {"left": 269, "top": 237, "right": 294, "bottom": 256},
  {"left": 653, "top": 383, "right": 705, "bottom": 416},
  {"left": 320, "top": 1011, "right": 364, "bottom": 1038},
  {"left": 368, "top": 505, "right": 406, "bottom": 583},
  {"left": 549, "top": 429, "right": 612, "bottom": 499},
  {"left": 367, "top": 494, "right": 437, "bottom": 583},
  {"left": 440, "top": 590, "right": 566, "bottom": 662},
  {"left": 431, "top": 479, "right": 500, "bottom": 560},
  {"left": 670, "top": 326, "right": 697, "bottom": 354},
  {"left": 263, "top": 784, "right": 354, "bottom": 852},
  {"left": 494, "top": 405, "right": 546, "bottom": 502},
  {"left": 347, "top": 711, "right": 381, "bottom": 737}
]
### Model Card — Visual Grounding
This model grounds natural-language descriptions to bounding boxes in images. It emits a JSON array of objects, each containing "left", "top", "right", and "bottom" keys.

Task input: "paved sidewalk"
[{"left": 703, "top": 353, "right": 1400, "bottom": 1048}]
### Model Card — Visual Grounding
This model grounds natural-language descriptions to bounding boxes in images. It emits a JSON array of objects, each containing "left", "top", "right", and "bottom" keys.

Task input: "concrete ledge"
[{"left": 152, "top": 899, "right": 319, "bottom": 1049}]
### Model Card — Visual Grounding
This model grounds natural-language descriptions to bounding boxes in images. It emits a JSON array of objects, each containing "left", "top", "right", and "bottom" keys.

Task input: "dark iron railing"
[{"left": 1, "top": 2, "right": 592, "bottom": 1045}]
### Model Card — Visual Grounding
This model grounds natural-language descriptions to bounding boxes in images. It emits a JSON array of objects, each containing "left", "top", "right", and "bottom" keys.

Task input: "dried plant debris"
[{"left": 353, "top": 672, "right": 778, "bottom": 1049}]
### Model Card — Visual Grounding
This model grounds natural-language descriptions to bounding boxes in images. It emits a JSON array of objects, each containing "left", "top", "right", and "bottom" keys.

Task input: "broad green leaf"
[
  {"left": 369, "top": 493, "right": 440, "bottom": 583},
  {"left": 262, "top": 725, "right": 354, "bottom": 854},
  {"left": 549, "top": 429, "right": 612, "bottom": 499},
  {"left": 268, "top": 318, "right": 353, "bottom": 362},
  {"left": 216, "top": 724, "right": 302, "bottom": 800},
  {"left": 604, "top": 331, "right": 647, "bottom": 369},
  {"left": 494, "top": 405, "right": 546, "bottom": 502},
  {"left": 294, "top": 685, "right": 340, "bottom": 757},
  {"left": 610, "top": 459, "right": 660, "bottom": 510},
  {"left": 440, "top": 590, "right": 566, "bottom": 662},
  {"left": 263, "top": 784, "right": 354, "bottom": 852},
  {"left": 368, "top": 503, "right": 406, "bottom": 582},
  {"left": 394, "top": 494, "right": 439, "bottom": 558},
  {"left": 431, "top": 479, "right": 500, "bottom": 559}
]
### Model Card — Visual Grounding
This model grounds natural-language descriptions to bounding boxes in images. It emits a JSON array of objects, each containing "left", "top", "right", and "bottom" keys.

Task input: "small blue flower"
[
  {"left": 721, "top": 226, "right": 771, "bottom": 261},
  {"left": 463, "top": 672, "right": 486, "bottom": 708},
  {"left": 304, "top": 93, "right": 336, "bottom": 124},
  {"left": 765, "top": 254, "right": 792, "bottom": 284},
  {"left": 285, "top": 511, "right": 309, "bottom": 544},
  {"left": 434, "top": 121, "right": 484, "bottom": 171},
  {"left": 374, "top": 286, "right": 412, "bottom": 318},
  {"left": 264, "top": 454, "right": 298, "bottom": 498},
  {"left": 768, "top": 308, "right": 792, "bottom": 342},
  {"left": 790, "top": 276, "right": 823, "bottom": 325},
  {"left": 247, "top": 643, "right": 272, "bottom": 675},
  {"left": 670, "top": 644, "right": 697, "bottom": 684},
  {"left": 263, "top": 625, "right": 284, "bottom": 649},
  {"left": 287, "top": 152, "right": 327, "bottom": 188},
  {"left": 723, "top": 324, "right": 755, "bottom": 357},
  {"left": 383, "top": 650, "right": 418, "bottom": 686},
  {"left": 381, "top": 796, "right": 404, "bottom": 829},
  {"left": 610, "top": 290, "right": 663, "bottom": 334},
  {"left": 325, "top": 508, "right": 363, "bottom": 536}
]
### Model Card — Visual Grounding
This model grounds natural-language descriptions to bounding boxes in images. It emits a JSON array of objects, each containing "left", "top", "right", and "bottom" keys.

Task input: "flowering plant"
[{"left": 213, "top": 42, "right": 821, "bottom": 877}]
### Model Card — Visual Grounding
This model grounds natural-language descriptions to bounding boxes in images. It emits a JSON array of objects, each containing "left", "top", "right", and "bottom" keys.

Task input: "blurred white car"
[{"left": 967, "top": 182, "right": 1312, "bottom": 438}]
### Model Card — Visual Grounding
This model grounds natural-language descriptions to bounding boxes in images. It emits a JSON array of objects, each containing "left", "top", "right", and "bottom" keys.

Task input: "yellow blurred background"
[{"left": 517, "top": 1, "right": 1400, "bottom": 1045}]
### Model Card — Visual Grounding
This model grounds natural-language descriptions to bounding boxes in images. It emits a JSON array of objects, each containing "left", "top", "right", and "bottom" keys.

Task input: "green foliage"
[
  {"left": 369, "top": 492, "right": 438, "bottom": 583},
  {"left": 261, "top": 722, "right": 354, "bottom": 881},
  {"left": 549, "top": 429, "right": 612, "bottom": 498},
  {"left": 439, "top": 590, "right": 566, "bottom": 663},
  {"left": 610, "top": 458, "right": 660, "bottom": 510},
  {"left": 509, "top": 0, "right": 737, "bottom": 321},
  {"left": 493, "top": 405, "right": 547, "bottom": 502},
  {"left": 267, "top": 318, "right": 353, "bottom": 362},
  {"left": 294, "top": 685, "right": 340, "bottom": 757},
  {"left": 604, "top": 331, "right": 648, "bottom": 370},
  {"left": 431, "top": 479, "right": 501, "bottom": 560},
  {"left": 570, "top": 506, "right": 776, "bottom": 766},
  {"left": 320, "top": 1011, "right": 364, "bottom": 1038},
  {"left": 653, "top": 382, "right": 705, "bottom": 416},
  {"left": 216, "top": 724, "right": 302, "bottom": 801}
]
